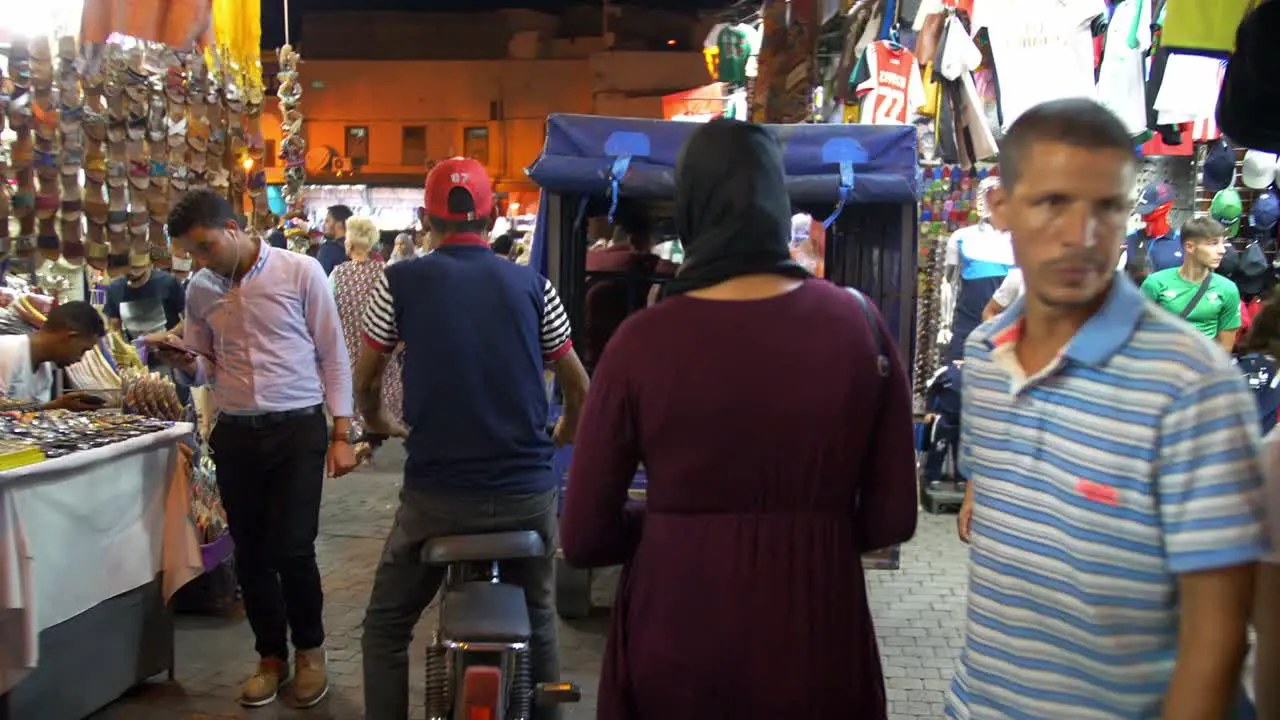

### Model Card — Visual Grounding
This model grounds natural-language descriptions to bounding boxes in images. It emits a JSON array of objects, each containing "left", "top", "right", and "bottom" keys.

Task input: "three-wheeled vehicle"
[{"left": 525, "top": 114, "right": 921, "bottom": 619}]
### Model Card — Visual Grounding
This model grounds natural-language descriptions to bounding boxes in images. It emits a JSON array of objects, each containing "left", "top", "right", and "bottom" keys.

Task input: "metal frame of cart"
[{"left": 526, "top": 114, "right": 922, "bottom": 619}]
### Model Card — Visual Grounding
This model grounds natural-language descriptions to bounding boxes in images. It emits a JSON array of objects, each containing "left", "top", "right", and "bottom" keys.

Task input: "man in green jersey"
[{"left": 1140, "top": 216, "right": 1242, "bottom": 351}]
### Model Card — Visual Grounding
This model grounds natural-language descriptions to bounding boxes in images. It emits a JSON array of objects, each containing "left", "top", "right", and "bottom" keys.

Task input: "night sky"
[{"left": 262, "top": 0, "right": 741, "bottom": 47}]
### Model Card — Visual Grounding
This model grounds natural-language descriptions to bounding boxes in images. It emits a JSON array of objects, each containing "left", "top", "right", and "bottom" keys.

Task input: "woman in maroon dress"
[{"left": 560, "top": 119, "right": 918, "bottom": 719}]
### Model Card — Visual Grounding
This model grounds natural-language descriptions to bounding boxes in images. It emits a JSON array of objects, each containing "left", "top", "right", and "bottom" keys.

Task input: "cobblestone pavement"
[{"left": 96, "top": 443, "right": 969, "bottom": 720}]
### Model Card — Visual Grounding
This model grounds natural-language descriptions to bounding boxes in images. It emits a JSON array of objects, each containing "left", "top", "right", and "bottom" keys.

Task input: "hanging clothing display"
[
  {"left": 851, "top": 41, "right": 927, "bottom": 125},
  {"left": 934, "top": 15, "right": 998, "bottom": 166},
  {"left": 1096, "top": 0, "right": 1153, "bottom": 136},
  {"left": 972, "top": 0, "right": 1108, "bottom": 128},
  {"left": 711, "top": 23, "right": 761, "bottom": 85},
  {"left": 1161, "top": 0, "right": 1260, "bottom": 56},
  {"left": 1153, "top": 54, "right": 1228, "bottom": 125},
  {"left": 210, "top": 0, "right": 264, "bottom": 95}
]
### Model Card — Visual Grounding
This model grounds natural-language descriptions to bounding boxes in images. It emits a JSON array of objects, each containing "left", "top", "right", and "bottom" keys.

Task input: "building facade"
[{"left": 261, "top": 7, "right": 716, "bottom": 199}]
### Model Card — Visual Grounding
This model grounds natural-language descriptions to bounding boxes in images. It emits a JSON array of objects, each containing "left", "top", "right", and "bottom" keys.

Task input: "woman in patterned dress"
[{"left": 331, "top": 218, "right": 404, "bottom": 458}]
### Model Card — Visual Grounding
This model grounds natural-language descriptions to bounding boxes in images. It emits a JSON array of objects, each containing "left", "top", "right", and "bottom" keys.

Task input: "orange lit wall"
[{"left": 263, "top": 52, "right": 707, "bottom": 191}]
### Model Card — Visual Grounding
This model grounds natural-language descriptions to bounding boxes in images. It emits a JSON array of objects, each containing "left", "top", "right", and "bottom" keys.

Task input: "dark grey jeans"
[{"left": 361, "top": 488, "right": 560, "bottom": 720}]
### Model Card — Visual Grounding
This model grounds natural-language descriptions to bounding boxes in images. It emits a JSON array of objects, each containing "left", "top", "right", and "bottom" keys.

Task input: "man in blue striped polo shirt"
[{"left": 950, "top": 99, "right": 1267, "bottom": 719}]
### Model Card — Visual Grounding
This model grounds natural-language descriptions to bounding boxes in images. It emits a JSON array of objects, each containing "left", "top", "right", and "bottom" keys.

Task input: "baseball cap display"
[
  {"left": 1201, "top": 140, "right": 1236, "bottom": 192},
  {"left": 1241, "top": 150, "right": 1278, "bottom": 190},
  {"left": 424, "top": 157, "right": 494, "bottom": 223},
  {"left": 1250, "top": 190, "right": 1280, "bottom": 233},
  {"left": 1236, "top": 240, "right": 1272, "bottom": 298},
  {"left": 1210, "top": 188, "right": 1244, "bottom": 238},
  {"left": 1136, "top": 181, "right": 1175, "bottom": 215}
]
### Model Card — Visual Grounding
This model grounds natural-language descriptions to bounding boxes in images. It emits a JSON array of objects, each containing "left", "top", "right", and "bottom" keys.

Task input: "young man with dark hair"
[
  {"left": 0, "top": 300, "right": 106, "bottom": 410},
  {"left": 950, "top": 99, "right": 1264, "bottom": 719},
  {"left": 317, "top": 204, "right": 353, "bottom": 275},
  {"left": 355, "top": 157, "right": 590, "bottom": 720},
  {"left": 1140, "top": 216, "right": 1242, "bottom": 351},
  {"left": 154, "top": 189, "right": 356, "bottom": 709},
  {"left": 103, "top": 252, "right": 185, "bottom": 341}
]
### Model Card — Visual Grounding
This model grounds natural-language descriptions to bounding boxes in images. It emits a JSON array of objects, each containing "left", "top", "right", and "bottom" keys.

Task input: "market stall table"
[{"left": 0, "top": 422, "right": 205, "bottom": 720}]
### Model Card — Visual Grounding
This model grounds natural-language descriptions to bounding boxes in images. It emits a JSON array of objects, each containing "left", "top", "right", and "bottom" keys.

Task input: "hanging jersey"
[
  {"left": 1162, "top": 0, "right": 1259, "bottom": 56},
  {"left": 716, "top": 24, "right": 755, "bottom": 85},
  {"left": 974, "top": 0, "right": 1107, "bottom": 128},
  {"left": 1096, "top": 0, "right": 1152, "bottom": 135},
  {"left": 851, "top": 41, "right": 927, "bottom": 125},
  {"left": 1191, "top": 60, "right": 1228, "bottom": 142}
]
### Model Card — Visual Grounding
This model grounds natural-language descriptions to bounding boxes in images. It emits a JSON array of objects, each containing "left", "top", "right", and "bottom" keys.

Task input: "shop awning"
[{"left": 526, "top": 113, "right": 920, "bottom": 206}]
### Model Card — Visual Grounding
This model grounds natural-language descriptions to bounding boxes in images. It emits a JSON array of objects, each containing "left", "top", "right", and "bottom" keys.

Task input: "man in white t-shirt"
[{"left": 0, "top": 301, "right": 107, "bottom": 410}]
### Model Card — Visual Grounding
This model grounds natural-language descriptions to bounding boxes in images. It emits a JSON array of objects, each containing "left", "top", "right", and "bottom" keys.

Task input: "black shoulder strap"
[
  {"left": 846, "top": 287, "right": 892, "bottom": 378},
  {"left": 1179, "top": 274, "right": 1214, "bottom": 319}
]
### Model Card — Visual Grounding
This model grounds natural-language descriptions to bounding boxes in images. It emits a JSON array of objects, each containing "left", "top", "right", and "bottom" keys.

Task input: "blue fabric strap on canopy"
[
  {"left": 603, "top": 131, "right": 651, "bottom": 222},
  {"left": 820, "top": 137, "right": 869, "bottom": 229}
]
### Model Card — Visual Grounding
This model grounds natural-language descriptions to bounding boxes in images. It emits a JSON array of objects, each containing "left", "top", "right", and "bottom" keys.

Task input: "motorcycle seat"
[
  {"left": 422, "top": 531, "right": 546, "bottom": 565},
  {"left": 440, "top": 582, "right": 532, "bottom": 644}
]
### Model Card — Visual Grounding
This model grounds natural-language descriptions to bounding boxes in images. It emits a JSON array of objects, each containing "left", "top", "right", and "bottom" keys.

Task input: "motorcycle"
[{"left": 422, "top": 530, "right": 581, "bottom": 720}]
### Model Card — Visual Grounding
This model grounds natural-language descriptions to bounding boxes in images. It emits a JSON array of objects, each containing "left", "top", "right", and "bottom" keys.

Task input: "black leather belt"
[{"left": 218, "top": 404, "right": 323, "bottom": 428}]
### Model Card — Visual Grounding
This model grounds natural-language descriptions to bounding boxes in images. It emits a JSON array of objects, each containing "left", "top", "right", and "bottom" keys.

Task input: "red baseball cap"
[{"left": 425, "top": 157, "right": 494, "bottom": 222}]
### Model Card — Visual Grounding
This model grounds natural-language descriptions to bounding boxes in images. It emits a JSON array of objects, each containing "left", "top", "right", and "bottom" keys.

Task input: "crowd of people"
[{"left": 4, "top": 99, "right": 1279, "bottom": 719}]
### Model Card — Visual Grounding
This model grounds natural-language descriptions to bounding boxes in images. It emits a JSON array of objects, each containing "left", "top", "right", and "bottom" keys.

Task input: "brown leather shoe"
[
  {"left": 239, "top": 656, "right": 291, "bottom": 707},
  {"left": 293, "top": 647, "right": 329, "bottom": 708}
]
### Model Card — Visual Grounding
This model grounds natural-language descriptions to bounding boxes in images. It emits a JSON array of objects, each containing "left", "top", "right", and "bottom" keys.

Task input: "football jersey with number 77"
[{"left": 850, "top": 41, "right": 927, "bottom": 126}]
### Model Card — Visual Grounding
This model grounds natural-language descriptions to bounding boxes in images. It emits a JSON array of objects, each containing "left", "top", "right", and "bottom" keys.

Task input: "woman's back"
[
  {"left": 563, "top": 278, "right": 917, "bottom": 719},
  {"left": 614, "top": 278, "right": 905, "bottom": 513}
]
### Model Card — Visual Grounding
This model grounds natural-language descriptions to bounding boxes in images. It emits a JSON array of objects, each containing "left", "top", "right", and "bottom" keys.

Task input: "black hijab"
[{"left": 663, "top": 118, "right": 811, "bottom": 297}]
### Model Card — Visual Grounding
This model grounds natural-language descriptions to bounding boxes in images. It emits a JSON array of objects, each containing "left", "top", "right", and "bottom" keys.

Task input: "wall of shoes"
[{"left": 0, "top": 36, "right": 271, "bottom": 275}]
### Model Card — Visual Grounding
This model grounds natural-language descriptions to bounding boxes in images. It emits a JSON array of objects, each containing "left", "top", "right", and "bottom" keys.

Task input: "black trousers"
[{"left": 211, "top": 410, "right": 329, "bottom": 660}]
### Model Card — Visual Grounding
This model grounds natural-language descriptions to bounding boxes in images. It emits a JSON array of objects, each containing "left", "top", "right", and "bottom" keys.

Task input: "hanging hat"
[
  {"left": 1211, "top": 188, "right": 1245, "bottom": 238},
  {"left": 1251, "top": 190, "right": 1280, "bottom": 233},
  {"left": 1202, "top": 140, "right": 1236, "bottom": 192},
  {"left": 1136, "top": 181, "right": 1176, "bottom": 215},
  {"left": 1242, "top": 150, "right": 1278, "bottom": 190}
]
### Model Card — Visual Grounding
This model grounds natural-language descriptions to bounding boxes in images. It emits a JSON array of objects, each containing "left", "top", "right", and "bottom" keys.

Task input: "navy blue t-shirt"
[
  {"left": 361, "top": 241, "right": 573, "bottom": 494},
  {"left": 104, "top": 270, "right": 185, "bottom": 340},
  {"left": 316, "top": 238, "right": 348, "bottom": 276}
]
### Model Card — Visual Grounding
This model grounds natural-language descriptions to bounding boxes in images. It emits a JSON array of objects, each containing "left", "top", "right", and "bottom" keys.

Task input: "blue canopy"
[
  {"left": 525, "top": 114, "right": 920, "bottom": 276},
  {"left": 527, "top": 114, "right": 921, "bottom": 205}
]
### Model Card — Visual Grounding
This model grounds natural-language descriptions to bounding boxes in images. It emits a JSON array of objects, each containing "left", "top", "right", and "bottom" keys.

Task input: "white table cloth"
[{"left": 0, "top": 423, "right": 203, "bottom": 695}]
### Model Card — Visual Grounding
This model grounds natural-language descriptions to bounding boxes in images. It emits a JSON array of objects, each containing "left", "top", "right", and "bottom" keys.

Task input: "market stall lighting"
[
  {"left": 242, "top": 157, "right": 255, "bottom": 171},
  {"left": 0, "top": 0, "right": 84, "bottom": 40},
  {"left": 667, "top": 39, "right": 677, "bottom": 46}
]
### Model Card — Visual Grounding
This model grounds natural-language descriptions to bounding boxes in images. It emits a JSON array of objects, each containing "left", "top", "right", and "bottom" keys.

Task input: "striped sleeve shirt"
[
  {"left": 947, "top": 274, "right": 1267, "bottom": 719},
  {"left": 361, "top": 272, "right": 573, "bottom": 362}
]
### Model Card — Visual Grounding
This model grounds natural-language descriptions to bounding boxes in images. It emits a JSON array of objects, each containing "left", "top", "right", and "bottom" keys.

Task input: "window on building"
[
  {"left": 402, "top": 126, "right": 427, "bottom": 167},
  {"left": 264, "top": 139, "right": 277, "bottom": 168},
  {"left": 464, "top": 127, "right": 489, "bottom": 166},
  {"left": 345, "top": 126, "right": 369, "bottom": 164}
]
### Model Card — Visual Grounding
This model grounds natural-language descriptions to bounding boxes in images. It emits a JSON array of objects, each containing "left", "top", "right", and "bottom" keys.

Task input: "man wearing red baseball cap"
[{"left": 354, "top": 157, "right": 590, "bottom": 719}]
